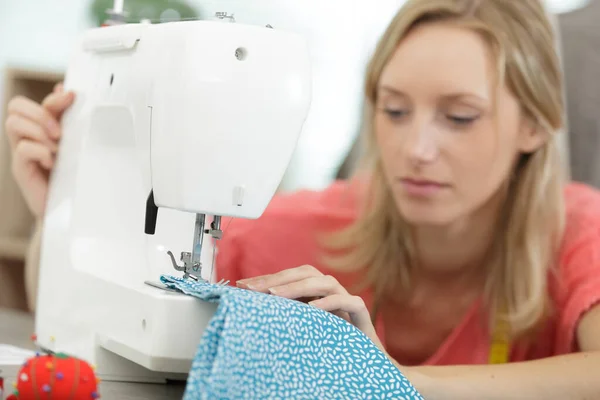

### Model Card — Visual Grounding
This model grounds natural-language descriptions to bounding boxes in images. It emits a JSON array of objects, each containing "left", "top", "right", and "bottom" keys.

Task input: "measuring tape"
[{"left": 488, "top": 308, "right": 511, "bottom": 364}]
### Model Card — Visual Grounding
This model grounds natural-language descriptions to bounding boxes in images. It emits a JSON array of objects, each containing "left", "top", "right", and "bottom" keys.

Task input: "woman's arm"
[{"left": 403, "top": 305, "right": 600, "bottom": 400}]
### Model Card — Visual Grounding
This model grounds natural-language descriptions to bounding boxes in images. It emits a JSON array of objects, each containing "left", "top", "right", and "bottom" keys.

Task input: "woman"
[{"left": 6, "top": 0, "right": 600, "bottom": 398}]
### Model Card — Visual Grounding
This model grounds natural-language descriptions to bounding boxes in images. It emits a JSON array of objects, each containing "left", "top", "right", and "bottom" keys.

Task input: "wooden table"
[{"left": 0, "top": 308, "right": 186, "bottom": 399}]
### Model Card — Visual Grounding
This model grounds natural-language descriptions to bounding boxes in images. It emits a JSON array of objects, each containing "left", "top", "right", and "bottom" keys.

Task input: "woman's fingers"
[
  {"left": 12, "top": 139, "right": 55, "bottom": 172},
  {"left": 11, "top": 140, "right": 54, "bottom": 218},
  {"left": 4, "top": 88, "right": 72, "bottom": 219},
  {"left": 5, "top": 114, "right": 58, "bottom": 153},
  {"left": 239, "top": 266, "right": 383, "bottom": 349},
  {"left": 268, "top": 275, "right": 346, "bottom": 299},
  {"left": 7, "top": 96, "right": 61, "bottom": 142},
  {"left": 53, "top": 82, "right": 64, "bottom": 93},
  {"left": 309, "top": 294, "right": 375, "bottom": 335},
  {"left": 41, "top": 89, "right": 75, "bottom": 118},
  {"left": 237, "top": 264, "right": 323, "bottom": 293}
]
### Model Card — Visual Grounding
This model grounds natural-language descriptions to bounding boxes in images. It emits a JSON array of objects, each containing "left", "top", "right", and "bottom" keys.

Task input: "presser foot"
[
  {"left": 165, "top": 215, "right": 223, "bottom": 282},
  {"left": 166, "top": 250, "right": 205, "bottom": 281}
]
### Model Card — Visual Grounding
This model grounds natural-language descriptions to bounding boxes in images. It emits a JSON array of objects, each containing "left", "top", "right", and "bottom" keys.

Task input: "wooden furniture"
[{"left": 0, "top": 67, "right": 63, "bottom": 311}]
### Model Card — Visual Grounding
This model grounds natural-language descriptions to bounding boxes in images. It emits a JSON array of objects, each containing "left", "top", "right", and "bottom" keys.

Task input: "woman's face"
[{"left": 374, "top": 22, "right": 544, "bottom": 227}]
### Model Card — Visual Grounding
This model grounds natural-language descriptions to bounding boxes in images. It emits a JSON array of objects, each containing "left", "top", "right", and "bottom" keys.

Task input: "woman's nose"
[{"left": 406, "top": 125, "right": 439, "bottom": 165}]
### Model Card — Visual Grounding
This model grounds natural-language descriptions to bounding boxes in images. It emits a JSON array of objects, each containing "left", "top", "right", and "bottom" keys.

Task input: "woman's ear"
[{"left": 517, "top": 117, "right": 547, "bottom": 154}]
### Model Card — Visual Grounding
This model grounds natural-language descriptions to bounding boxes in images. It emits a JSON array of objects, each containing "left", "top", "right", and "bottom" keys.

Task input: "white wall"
[
  {"left": 546, "top": 0, "right": 590, "bottom": 13},
  {"left": 0, "top": 0, "right": 589, "bottom": 191},
  {"left": 0, "top": 1, "right": 93, "bottom": 71}
]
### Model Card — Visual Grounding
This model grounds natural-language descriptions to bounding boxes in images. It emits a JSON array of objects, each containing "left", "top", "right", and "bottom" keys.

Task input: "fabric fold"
[{"left": 161, "top": 275, "right": 423, "bottom": 400}]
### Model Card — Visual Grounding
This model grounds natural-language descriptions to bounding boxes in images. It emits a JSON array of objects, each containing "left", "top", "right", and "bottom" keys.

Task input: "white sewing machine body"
[{"left": 34, "top": 20, "right": 311, "bottom": 382}]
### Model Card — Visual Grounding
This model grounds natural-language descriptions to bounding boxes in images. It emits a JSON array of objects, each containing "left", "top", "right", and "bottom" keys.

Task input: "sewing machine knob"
[{"left": 235, "top": 47, "right": 247, "bottom": 61}]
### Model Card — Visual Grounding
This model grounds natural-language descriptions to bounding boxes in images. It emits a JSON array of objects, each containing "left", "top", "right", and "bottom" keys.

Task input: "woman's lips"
[{"left": 398, "top": 178, "right": 449, "bottom": 197}]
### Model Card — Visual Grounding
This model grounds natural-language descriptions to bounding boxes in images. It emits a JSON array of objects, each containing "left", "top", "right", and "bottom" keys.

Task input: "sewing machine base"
[
  {"left": 35, "top": 280, "right": 218, "bottom": 383},
  {"left": 94, "top": 345, "right": 189, "bottom": 383}
]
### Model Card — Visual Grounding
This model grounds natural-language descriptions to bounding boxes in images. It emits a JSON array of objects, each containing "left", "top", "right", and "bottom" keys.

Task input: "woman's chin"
[{"left": 396, "top": 202, "right": 456, "bottom": 227}]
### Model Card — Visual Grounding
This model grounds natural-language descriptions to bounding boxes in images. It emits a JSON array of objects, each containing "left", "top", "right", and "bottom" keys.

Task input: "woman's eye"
[
  {"left": 384, "top": 109, "right": 407, "bottom": 119},
  {"left": 447, "top": 115, "right": 479, "bottom": 126}
]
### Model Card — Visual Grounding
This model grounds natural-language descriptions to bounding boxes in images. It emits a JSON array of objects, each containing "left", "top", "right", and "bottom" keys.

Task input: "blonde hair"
[{"left": 324, "top": 0, "right": 566, "bottom": 341}]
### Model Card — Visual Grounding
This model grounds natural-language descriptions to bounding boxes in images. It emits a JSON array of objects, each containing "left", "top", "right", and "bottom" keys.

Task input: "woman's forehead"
[{"left": 379, "top": 23, "right": 496, "bottom": 101}]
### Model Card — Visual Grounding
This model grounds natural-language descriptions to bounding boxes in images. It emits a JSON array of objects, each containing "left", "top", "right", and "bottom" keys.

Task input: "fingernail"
[
  {"left": 268, "top": 287, "right": 278, "bottom": 294},
  {"left": 248, "top": 279, "right": 265, "bottom": 288}
]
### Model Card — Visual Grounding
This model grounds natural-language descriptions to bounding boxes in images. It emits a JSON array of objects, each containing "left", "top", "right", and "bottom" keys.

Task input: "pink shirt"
[{"left": 215, "top": 180, "right": 600, "bottom": 365}]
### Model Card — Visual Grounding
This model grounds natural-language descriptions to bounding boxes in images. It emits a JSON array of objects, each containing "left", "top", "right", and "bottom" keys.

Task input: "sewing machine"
[{"left": 33, "top": 15, "right": 311, "bottom": 383}]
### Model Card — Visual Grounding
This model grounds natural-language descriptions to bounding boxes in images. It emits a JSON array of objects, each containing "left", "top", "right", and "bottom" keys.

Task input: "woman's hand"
[
  {"left": 237, "top": 265, "right": 386, "bottom": 351},
  {"left": 5, "top": 83, "right": 75, "bottom": 218}
]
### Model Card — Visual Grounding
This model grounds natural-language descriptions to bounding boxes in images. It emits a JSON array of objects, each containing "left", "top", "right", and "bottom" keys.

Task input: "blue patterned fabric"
[{"left": 160, "top": 275, "right": 423, "bottom": 400}]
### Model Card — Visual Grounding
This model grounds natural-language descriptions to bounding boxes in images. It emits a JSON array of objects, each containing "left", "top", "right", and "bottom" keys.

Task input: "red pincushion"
[{"left": 6, "top": 353, "right": 100, "bottom": 400}]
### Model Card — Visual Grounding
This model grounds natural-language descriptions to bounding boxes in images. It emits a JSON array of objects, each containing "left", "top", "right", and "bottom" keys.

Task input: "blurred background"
[{"left": 0, "top": 0, "right": 598, "bottom": 311}]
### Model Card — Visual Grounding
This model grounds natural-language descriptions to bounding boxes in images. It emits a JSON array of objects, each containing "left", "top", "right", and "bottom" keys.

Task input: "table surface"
[{"left": 0, "top": 308, "right": 186, "bottom": 400}]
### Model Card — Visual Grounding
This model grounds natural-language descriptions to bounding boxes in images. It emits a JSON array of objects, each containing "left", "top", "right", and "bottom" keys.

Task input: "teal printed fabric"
[{"left": 160, "top": 275, "right": 424, "bottom": 400}]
